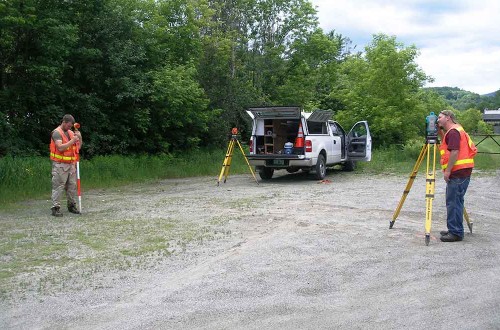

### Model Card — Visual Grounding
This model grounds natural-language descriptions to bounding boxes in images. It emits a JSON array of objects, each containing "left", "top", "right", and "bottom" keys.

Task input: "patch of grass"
[
  {"left": 0, "top": 201, "right": 240, "bottom": 300},
  {"left": 0, "top": 148, "right": 251, "bottom": 206},
  {"left": 71, "top": 231, "right": 109, "bottom": 251},
  {"left": 472, "top": 135, "right": 500, "bottom": 170},
  {"left": 359, "top": 137, "right": 499, "bottom": 175}
]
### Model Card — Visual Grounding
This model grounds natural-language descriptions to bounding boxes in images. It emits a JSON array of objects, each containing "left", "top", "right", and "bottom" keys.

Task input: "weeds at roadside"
[{"left": 0, "top": 205, "right": 242, "bottom": 301}]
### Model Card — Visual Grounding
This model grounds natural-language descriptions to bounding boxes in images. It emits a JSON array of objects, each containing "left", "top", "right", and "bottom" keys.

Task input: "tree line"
[
  {"left": 428, "top": 87, "right": 500, "bottom": 111},
  {"left": 0, "top": 0, "right": 490, "bottom": 158}
]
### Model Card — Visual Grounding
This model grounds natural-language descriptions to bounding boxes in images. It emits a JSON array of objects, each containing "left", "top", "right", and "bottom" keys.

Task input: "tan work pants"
[{"left": 51, "top": 161, "right": 77, "bottom": 208}]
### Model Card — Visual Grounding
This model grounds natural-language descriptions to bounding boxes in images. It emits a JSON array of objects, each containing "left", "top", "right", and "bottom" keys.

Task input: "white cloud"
[{"left": 310, "top": 0, "right": 500, "bottom": 94}]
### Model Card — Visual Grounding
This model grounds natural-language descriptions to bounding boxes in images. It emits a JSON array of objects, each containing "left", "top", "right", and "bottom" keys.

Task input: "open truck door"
[{"left": 347, "top": 121, "right": 372, "bottom": 161}]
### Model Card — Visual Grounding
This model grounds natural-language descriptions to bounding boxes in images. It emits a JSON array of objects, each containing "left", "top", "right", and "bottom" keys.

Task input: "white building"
[{"left": 483, "top": 109, "right": 500, "bottom": 134}]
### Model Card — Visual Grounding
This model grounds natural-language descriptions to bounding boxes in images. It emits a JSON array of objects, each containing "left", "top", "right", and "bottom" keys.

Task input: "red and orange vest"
[
  {"left": 439, "top": 124, "right": 476, "bottom": 172},
  {"left": 50, "top": 127, "right": 77, "bottom": 163}
]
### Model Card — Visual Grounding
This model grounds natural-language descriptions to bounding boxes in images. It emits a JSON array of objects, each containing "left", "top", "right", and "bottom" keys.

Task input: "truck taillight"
[
  {"left": 305, "top": 140, "right": 312, "bottom": 152},
  {"left": 249, "top": 139, "right": 253, "bottom": 153}
]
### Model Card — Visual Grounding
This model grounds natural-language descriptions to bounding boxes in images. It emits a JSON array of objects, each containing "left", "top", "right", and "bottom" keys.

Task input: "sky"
[{"left": 309, "top": 0, "right": 500, "bottom": 95}]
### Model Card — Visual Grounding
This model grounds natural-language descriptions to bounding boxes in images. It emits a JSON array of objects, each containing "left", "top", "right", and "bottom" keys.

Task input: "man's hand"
[
  {"left": 437, "top": 126, "right": 445, "bottom": 140},
  {"left": 443, "top": 169, "right": 451, "bottom": 182}
]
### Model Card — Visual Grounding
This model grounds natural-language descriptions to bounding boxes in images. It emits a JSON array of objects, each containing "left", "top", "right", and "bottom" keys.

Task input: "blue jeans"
[{"left": 445, "top": 177, "right": 470, "bottom": 238}]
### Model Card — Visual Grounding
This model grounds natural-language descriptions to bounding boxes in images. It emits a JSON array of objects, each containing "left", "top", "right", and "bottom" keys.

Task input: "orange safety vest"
[
  {"left": 439, "top": 124, "right": 477, "bottom": 172},
  {"left": 50, "top": 127, "right": 77, "bottom": 163}
]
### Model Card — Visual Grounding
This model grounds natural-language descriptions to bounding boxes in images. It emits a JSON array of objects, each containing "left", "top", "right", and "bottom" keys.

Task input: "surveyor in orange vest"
[
  {"left": 50, "top": 114, "right": 82, "bottom": 217},
  {"left": 437, "top": 110, "right": 477, "bottom": 242}
]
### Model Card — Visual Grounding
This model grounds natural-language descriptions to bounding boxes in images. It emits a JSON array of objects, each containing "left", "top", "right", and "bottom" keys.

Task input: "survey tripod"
[
  {"left": 217, "top": 128, "right": 259, "bottom": 186},
  {"left": 390, "top": 131, "right": 472, "bottom": 246}
]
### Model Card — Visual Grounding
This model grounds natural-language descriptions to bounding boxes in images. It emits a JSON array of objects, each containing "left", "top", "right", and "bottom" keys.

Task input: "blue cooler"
[{"left": 284, "top": 142, "right": 293, "bottom": 154}]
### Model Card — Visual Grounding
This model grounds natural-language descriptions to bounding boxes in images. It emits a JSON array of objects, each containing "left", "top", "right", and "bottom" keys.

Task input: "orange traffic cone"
[{"left": 294, "top": 122, "right": 304, "bottom": 148}]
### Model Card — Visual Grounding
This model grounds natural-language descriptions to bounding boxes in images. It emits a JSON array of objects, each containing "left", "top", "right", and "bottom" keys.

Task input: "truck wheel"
[
  {"left": 343, "top": 160, "right": 356, "bottom": 172},
  {"left": 314, "top": 154, "right": 326, "bottom": 180},
  {"left": 259, "top": 168, "right": 274, "bottom": 180}
]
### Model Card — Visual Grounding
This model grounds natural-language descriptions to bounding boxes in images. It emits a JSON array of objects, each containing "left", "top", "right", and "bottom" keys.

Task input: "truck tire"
[
  {"left": 343, "top": 160, "right": 356, "bottom": 172},
  {"left": 259, "top": 168, "right": 274, "bottom": 180},
  {"left": 314, "top": 154, "right": 326, "bottom": 180}
]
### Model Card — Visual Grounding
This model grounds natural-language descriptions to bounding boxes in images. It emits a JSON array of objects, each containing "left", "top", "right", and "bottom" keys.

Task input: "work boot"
[
  {"left": 51, "top": 206, "right": 63, "bottom": 217},
  {"left": 440, "top": 230, "right": 449, "bottom": 236},
  {"left": 440, "top": 233, "right": 463, "bottom": 242},
  {"left": 68, "top": 203, "right": 81, "bottom": 214}
]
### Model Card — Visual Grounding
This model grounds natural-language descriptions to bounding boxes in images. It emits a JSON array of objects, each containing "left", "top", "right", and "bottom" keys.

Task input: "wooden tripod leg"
[
  {"left": 217, "top": 139, "right": 235, "bottom": 186},
  {"left": 464, "top": 207, "right": 473, "bottom": 234},
  {"left": 391, "top": 144, "right": 428, "bottom": 228},
  {"left": 424, "top": 143, "right": 437, "bottom": 246},
  {"left": 235, "top": 139, "right": 259, "bottom": 185}
]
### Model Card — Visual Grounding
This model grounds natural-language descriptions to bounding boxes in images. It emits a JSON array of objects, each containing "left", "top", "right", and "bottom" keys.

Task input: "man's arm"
[
  {"left": 53, "top": 131, "right": 79, "bottom": 152},
  {"left": 444, "top": 149, "right": 459, "bottom": 182}
]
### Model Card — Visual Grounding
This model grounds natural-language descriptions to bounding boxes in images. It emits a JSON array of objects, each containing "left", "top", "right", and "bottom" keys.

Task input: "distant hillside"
[{"left": 425, "top": 87, "right": 500, "bottom": 111}]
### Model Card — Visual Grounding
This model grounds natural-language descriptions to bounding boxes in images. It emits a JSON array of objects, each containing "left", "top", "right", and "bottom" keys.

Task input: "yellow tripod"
[
  {"left": 217, "top": 128, "right": 259, "bottom": 186},
  {"left": 391, "top": 139, "right": 472, "bottom": 246}
]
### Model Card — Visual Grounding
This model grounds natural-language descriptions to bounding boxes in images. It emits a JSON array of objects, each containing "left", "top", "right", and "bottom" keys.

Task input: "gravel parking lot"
[{"left": 2, "top": 169, "right": 500, "bottom": 329}]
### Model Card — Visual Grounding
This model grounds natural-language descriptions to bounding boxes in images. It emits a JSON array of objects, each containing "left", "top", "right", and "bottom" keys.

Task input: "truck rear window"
[{"left": 307, "top": 121, "right": 328, "bottom": 134}]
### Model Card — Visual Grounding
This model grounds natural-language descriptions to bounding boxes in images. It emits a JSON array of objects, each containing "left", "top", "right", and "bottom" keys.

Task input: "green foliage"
[
  {"left": 334, "top": 34, "right": 433, "bottom": 146},
  {"left": 0, "top": 148, "right": 253, "bottom": 205},
  {"left": 150, "top": 64, "right": 213, "bottom": 152},
  {"left": 1, "top": 0, "right": 496, "bottom": 157},
  {"left": 472, "top": 135, "right": 500, "bottom": 169},
  {"left": 363, "top": 139, "right": 500, "bottom": 175},
  {"left": 457, "top": 108, "right": 487, "bottom": 134},
  {"left": 0, "top": 156, "right": 51, "bottom": 201},
  {"left": 275, "top": 29, "right": 345, "bottom": 110},
  {"left": 427, "top": 87, "right": 500, "bottom": 111}
]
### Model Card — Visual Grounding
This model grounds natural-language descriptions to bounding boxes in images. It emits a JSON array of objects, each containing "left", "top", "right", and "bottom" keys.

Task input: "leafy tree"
[
  {"left": 334, "top": 34, "right": 432, "bottom": 146},
  {"left": 5, "top": 0, "right": 489, "bottom": 157},
  {"left": 477, "top": 120, "right": 493, "bottom": 134},
  {"left": 427, "top": 87, "right": 500, "bottom": 111},
  {"left": 245, "top": 0, "right": 318, "bottom": 101},
  {"left": 150, "top": 64, "right": 214, "bottom": 152},
  {"left": 457, "top": 108, "right": 490, "bottom": 134},
  {"left": 275, "top": 29, "right": 346, "bottom": 111},
  {"left": 64, "top": 0, "right": 153, "bottom": 156},
  {"left": 196, "top": 0, "right": 261, "bottom": 145},
  {"left": 196, "top": 0, "right": 320, "bottom": 143},
  {"left": 0, "top": 0, "right": 79, "bottom": 155}
]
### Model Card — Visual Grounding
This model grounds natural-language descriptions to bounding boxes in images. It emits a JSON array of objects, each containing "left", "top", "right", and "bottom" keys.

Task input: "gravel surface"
[{"left": 2, "top": 169, "right": 500, "bottom": 329}]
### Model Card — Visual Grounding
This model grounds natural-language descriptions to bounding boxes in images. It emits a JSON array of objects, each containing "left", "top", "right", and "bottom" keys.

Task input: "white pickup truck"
[{"left": 245, "top": 106, "right": 372, "bottom": 180}]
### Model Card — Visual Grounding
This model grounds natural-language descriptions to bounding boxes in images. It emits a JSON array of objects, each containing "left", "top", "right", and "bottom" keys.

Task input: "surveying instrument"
[
  {"left": 390, "top": 112, "right": 472, "bottom": 246},
  {"left": 217, "top": 128, "right": 259, "bottom": 186}
]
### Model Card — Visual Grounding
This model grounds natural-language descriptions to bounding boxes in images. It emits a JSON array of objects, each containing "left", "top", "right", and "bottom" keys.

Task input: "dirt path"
[{"left": 2, "top": 170, "right": 500, "bottom": 329}]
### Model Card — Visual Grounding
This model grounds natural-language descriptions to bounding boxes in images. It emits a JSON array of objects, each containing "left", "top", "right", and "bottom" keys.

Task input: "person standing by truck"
[
  {"left": 49, "top": 114, "right": 82, "bottom": 217},
  {"left": 437, "top": 110, "right": 476, "bottom": 242}
]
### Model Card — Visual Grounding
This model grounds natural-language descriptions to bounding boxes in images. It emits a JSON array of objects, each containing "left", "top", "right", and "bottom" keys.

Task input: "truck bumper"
[{"left": 247, "top": 154, "right": 315, "bottom": 168}]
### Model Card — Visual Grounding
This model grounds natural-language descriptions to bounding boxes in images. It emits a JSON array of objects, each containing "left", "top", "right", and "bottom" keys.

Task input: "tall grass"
[
  {"left": 358, "top": 136, "right": 500, "bottom": 174},
  {"left": 0, "top": 148, "right": 250, "bottom": 205},
  {"left": 472, "top": 135, "right": 500, "bottom": 170},
  {"left": 1, "top": 137, "right": 498, "bottom": 206},
  {"left": 0, "top": 156, "right": 52, "bottom": 202}
]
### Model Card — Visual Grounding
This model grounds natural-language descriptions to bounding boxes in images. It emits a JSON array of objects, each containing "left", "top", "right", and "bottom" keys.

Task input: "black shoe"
[
  {"left": 68, "top": 204, "right": 81, "bottom": 214},
  {"left": 440, "top": 230, "right": 448, "bottom": 236},
  {"left": 51, "top": 206, "right": 63, "bottom": 217},
  {"left": 440, "top": 233, "right": 463, "bottom": 242}
]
